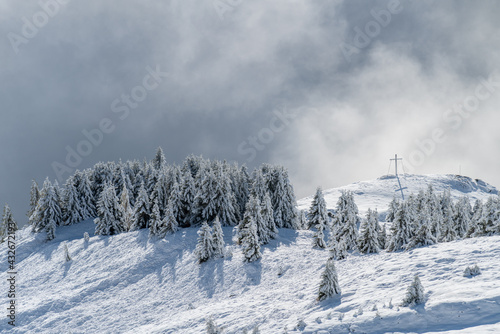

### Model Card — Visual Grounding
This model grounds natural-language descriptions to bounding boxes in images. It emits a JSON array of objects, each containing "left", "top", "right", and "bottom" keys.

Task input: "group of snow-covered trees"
[
  {"left": 28, "top": 148, "right": 300, "bottom": 242},
  {"left": 386, "top": 185, "right": 500, "bottom": 251},
  {"left": 306, "top": 184, "right": 500, "bottom": 257},
  {"left": 307, "top": 188, "right": 386, "bottom": 257}
]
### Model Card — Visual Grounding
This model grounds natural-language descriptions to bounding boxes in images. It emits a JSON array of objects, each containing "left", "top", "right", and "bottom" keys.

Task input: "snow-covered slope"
[
  {"left": 2, "top": 174, "right": 500, "bottom": 334},
  {"left": 297, "top": 174, "right": 498, "bottom": 217}
]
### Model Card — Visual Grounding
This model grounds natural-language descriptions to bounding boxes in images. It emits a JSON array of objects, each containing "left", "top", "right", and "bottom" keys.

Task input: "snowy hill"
[
  {"left": 2, "top": 174, "right": 500, "bottom": 333},
  {"left": 297, "top": 174, "right": 498, "bottom": 217}
]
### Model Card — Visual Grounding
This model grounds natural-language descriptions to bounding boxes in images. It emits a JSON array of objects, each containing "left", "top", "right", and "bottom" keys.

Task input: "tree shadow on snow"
[
  {"left": 197, "top": 261, "right": 217, "bottom": 298},
  {"left": 266, "top": 229, "right": 300, "bottom": 252},
  {"left": 244, "top": 261, "right": 262, "bottom": 286}
]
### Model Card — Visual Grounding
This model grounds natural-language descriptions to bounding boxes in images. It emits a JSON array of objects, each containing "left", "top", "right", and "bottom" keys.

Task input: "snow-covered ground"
[
  {"left": 297, "top": 174, "right": 498, "bottom": 217},
  {"left": 1, "top": 174, "right": 499, "bottom": 333}
]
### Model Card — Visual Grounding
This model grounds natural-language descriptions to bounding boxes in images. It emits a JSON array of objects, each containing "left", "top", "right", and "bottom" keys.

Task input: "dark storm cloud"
[{"left": 1, "top": 0, "right": 500, "bottom": 224}]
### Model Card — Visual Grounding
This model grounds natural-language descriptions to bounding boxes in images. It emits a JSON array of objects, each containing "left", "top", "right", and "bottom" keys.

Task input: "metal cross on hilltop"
[{"left": 390, "top": 154, "right": 407, "bottom": 200}]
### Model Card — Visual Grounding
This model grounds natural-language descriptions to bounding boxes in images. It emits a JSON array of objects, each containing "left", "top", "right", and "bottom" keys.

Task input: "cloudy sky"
[{"left": 2, "top": 0, "right": 500, "bottom": 223}]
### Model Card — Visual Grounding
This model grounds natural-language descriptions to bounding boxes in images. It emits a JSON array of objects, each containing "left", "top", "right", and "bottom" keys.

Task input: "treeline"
[
  {"left": 307, "top": 185, "right": 500, "bottom": 256},
  {"left": 29, "top": 148, "right": 300, "bottom": 241}
]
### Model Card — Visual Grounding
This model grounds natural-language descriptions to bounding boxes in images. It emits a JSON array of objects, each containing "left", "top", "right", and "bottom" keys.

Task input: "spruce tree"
[
  {"left": 407, "top": 206, "right": 437, "bottom": 250},
  {"left": 440, "top": 192, "right": 457, "bottom": 242},
  {"left": 148, "top": 201, "right": 162, "bottom": 237},
  {"left": 241, "top": 215, "right": 262, "bottom": 263},
  {"left": 308, "top": 187, "right": 328, "bottom": 230},
  {"left": 378, "top": 222, "right": 387, "bottom": 250},
  {"left": 179, "top": 171, "right": 196, "bottom": 227},
  {"left": 77, "top": 170, "right": 97, "bottom": 219},
  {"left": 27, "top": 180, "right": 40, "bottom": 224},
  {"left": 402, "top": 275, "right": 425, "bottom": 306},
  {"left": 312, "top": 222, "right": 326, "bottom": 249},
  {"left": 195, "top": 222, "right": 214, "bottom": 263},
  {"left": 454, "top": 196, "right": 471, "bottom": 238},
  {"left": 62, "top": 175, "right": 84, "bottom": 226},
  {"left": 332, "top": 191, "right": 359, "bottom": 251},
  {"left": 32, "top": 178, "right": 63, "bottom": 240},
  {"left": 1, "top": 204, "right": 17, "bottom": 243},
  {"left": 318, "top": 258, "right": 341, "bottom": 301},
  {"left": 261, "top": 192, "right": 277, "bottom": 240},
  {"left": 163, "top": 201, "right": 179, "bottom": 235},
  {"left": 94, "top": 183, "right": 125, "bottom": 236},
  {"left": 270, "top": 167, "right": 298, "bottom": 229},
  {"left": 130, "top": 182, "right": 151, "bottom": 230},
  {"left": 473, "top": 196, "right": 499, "bottom": 237},
  {"left": 386, "top": 196, "right": 399, "bottom": 222},
  {"left": 212, "top": 216, "right": 225, "bottom": 258},
  {"left": 357, "top": 208, "right": 380, "bottom": 254},
  {"left": 239, "top": 195, "right": 268, "bottom": 245},
  {"left": 120, "top": 183, "right": 134, "bottom": 231},
  {"left": 329, "top": 238, "right": 348, "bottom": 260},
  {"left": 298, "top": 210, "right": 308, "bottom": 230},
  {"left": 168, "top": 181, "right": 183, "bottom": 225},
  {"left": 466, "top": 199, "right": 483, "bottom": 238},
  {"left": 388, "top": 201, "right": 412, "bottom": 251},
  {"left": 152, "top": 146, "right": 166, "bottom": 170}
]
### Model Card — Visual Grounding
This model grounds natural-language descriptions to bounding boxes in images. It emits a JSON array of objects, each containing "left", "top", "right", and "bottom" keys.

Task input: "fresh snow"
[{"left": 1, "top": 174, "right": 500, "bottom": 333}]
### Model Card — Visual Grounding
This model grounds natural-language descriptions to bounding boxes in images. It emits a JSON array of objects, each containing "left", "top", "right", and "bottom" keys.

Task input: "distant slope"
[
  {"left": 297, "top": 174, "right": 498, "bottom": 218},
  {"left": 2, "top": 221, "right": 500, "bottom": 333}
]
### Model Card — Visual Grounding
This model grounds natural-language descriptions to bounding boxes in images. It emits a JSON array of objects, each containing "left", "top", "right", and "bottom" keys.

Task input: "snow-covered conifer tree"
[
  {"left": 238, "top": 195, "right": 268, "bottom": 244},
  {"left": 152, "top": 147, "right": 166, "bottom": 170},
  {"left": 195, "top": 222, "right": 214, "bottom": 263},
  {"left": 206, "top": 316, "right": 223, "bottom": 334},
  {"left": 474, "top": 196, "right": 500, "bottom": 236},
  {"left": 402, "top": 275, "right": 425, "bottom": 306},
  {"left": 64, "top": 243, "right": 72, "bottom": 262},
  {"left": 378, "top": 222, "right": 387, "bottom": 250},
  {"left": 312, "top": 222, "right": 326, "bottom": 249},
  {"left": 270, "top": 167, "right": 298, "bottom": 229},
  {"left": 130, "top": 182, "right": 151, "bottom": 230},
  {"left": 318, "top": 258, "right": 341, "bottom": 301},
  {"left": 407, "top": 206, "right": 437, "bottom": 250},
  {"left": 179, "top": 171, "right": 196, "bottom": 227},
  {"left": 454, "top": 196, "right": 471, "bottom": 238},
  {"left": 1, "top": 204, "right": 17, "bottom": 243},
  {"left": 386, "top": 196, "right": 399, "bottom": 222},
  {"left": 62, "top": 176, "right": 84, "bottom": 226},
  {"left": 241, "top": 215, "right": 262, "bottom": 263},
  {"left": 357, "top": 208, "right": 380, "bottom": 254},
  {"left": 32, "top": 178, "right": 63, "bottom": 240},
  {"left": 308, "top": 187, "right": 328, "bottom": 230},
  {"left": 151, "top": 173, "right": 169, "bottom": 217},
  {"left": 329, "top": 237, "right": 348, "bottom": 260},
  {"left": 163, "top": 201, "right": 179, "bottom": 235},
  {"left": 298, "top": 210, "right": 308, "bottom": 230},
  {"left": 261, "top": 192, "right": 277, "bottom": 240},
  {"left": 120, "top": 183, "right": 134, "bottom": 231},
  {"left": 250, "top": 169, "right": 268, "bottom": 203},
  {"left": 212, "top": 216, "right": 225, "bottom": 258},
  {"left": 466, "top": 199, "right": 483, "bottom": 238},
  {"left": 440, "top": 191, "right": 457, "bottom": 242},
  {"left": 27, "top": 180, "right": 40, "bottom": 224},
  {"left": 387, "top": 201, "right": 412, "bottom": 251},
  {"left": 168, "top": 181, "right": 183, "bottom": 225},
  {"left": 332, "top": 191, "right": 359, "bottom": 251},
  {"left": 77, "top": 170, "right": 97, "bottom": 219},
  {"left": 94, "top": 183, "right": 125, "bottom": 236},
  {"left": 149, "top": 201, "right": 162, "bottom": 237}
]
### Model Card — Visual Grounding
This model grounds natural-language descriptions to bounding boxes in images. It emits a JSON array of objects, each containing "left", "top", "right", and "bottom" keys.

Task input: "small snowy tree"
[
  {"left": 152, "top": 146, "right": 166, "bottom": 170},
  {"left": 63, "top": 243, "right": 72, "bottom": 262},
  {"left": 318, "top": 258, "right": 341, "bottom": 301},
  {"left": 77, "top": 171, "right": 97, "bottom": 219},
  {"left": 402, "top": 275, "right": 425, "bottom": 306},
  {"left": 386, "top": 196, "right": 399, "bottom": 222},
  {"left": 357, "top": 208, "right": 380, "bottom": 254},
  {"left": 83, "top": 232, "right": 90, "bottom": 242},
  {"left": 195, "top": 222, "right": 214, "bottom": 263},
  {"left": 163, "top": 201, "right": 179, "bottom": 235},
  {"left": 298, "top": 210, "right": 308, "bottom": 230},
  {"left": 241, "top": 215, "right": 262, "bottom": 263},
  {"left": 120, "top": 183, "right": 134, "bottom": 231},
  {"left": 312, "top": 222, "right": 326, "bottom": 249},
  {"left": 238, "top": 195, "right": 268, "bottom": 245},
  {"left": 308, "top": 187, "right": 328, "bottom": 230},
  {"left": 206, "top": 316, "right": 223, "bottom": 334},
  {"left": 27, "top": 180, "right": 40, "bottom": 224},
  {"left": 1, "top": 204, "right": 17, "bottom": 243},
  {"left": 94, "top": 183, "right": 125, "bottom": 236},
  {"left": 261, "top": 192, "right": 278, "bottom": 240},
  {"left": 473, "top": 196, "right": 500, "bottom": 237},
  {"left": 212, "top": 216, "right": 225, "bottom": 258},
  {"left": 454, "top": 196, "right": 471, "bottom": 238},
  {"left": 466, "top": 199, "right": 483, "bottom": 238},
  {"left": 440, "top": 192, "right": 457, "bottom": 242},
  {"left": 388, "top": 202, "right": 412, "bottom": 252},
  {"left": 463, "top": 264, "right": 481, "bottom": 277}
]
